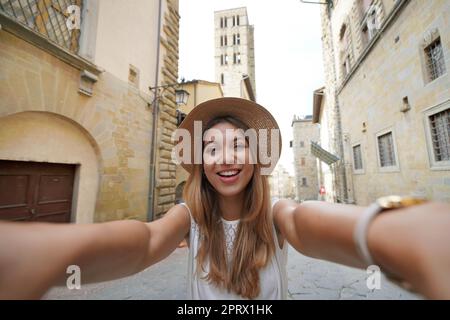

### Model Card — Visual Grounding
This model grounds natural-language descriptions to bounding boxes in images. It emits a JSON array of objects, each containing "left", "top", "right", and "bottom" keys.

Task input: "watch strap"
[{"left": 353, "top": 202, "right": 381, "bottom": 267}]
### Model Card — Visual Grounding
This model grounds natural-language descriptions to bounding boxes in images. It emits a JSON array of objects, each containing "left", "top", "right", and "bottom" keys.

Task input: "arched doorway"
[{"left": 0, "top": 112, "right": 100, "bottom": 223}]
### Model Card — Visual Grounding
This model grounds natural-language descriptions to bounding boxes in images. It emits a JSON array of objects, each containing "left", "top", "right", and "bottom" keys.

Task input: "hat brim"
[{"left": 176, "top": 97, "right": 282, "bottom": 174}]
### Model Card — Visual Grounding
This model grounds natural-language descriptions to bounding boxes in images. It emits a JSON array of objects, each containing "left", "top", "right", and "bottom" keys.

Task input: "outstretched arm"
[
  {"left": 273, "top": 199, "right": 450, "bottom": 299},
  {"left": 0, "top": 204, "right": 190, "bottom": 299}
]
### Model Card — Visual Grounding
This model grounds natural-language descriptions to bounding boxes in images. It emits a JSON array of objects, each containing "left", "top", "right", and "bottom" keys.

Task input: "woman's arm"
[
  {"left": 0, "top": 204, "right": 190, "bottom": 299},
  {"left": 273, "top": 199, "right": 450, "bottom": 299}
]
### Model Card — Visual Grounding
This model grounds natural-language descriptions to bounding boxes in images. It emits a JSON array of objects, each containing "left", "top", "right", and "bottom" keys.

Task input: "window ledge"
[
  {"left": 429, "top": 163, "right": 450, "bottom": 171},
  {"left": 0, "top": 11, "right": 103, "bottom": 76}
]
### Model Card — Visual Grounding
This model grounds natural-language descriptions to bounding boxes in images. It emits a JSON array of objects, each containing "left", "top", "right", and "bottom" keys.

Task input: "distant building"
[
  {"left": 312, "top": 87, "right": 340, "bottom": 203},
  {"left": 214, "top": 7, "right": 256, "bottom": 99},
  {"left": 291, "top": 116, "right": 320, "bottom": 201},
  {"left": 269, "top": 164, "right": 295, "bottom": 200}
]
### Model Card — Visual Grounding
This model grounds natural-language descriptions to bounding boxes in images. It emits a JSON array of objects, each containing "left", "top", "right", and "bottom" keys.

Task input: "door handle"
[{"left": 30, "top": 208, "right": 36, "bottom": 215}]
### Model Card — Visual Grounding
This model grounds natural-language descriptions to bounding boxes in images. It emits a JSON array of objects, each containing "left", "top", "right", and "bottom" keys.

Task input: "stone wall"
[{"left": 154, "top": 0, "right": 180, "bottom": 218}]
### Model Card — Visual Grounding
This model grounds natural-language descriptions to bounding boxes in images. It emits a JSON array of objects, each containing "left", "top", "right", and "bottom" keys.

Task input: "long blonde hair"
[{"left": 183, "top": 116, "right": 275, "bottom": 299}]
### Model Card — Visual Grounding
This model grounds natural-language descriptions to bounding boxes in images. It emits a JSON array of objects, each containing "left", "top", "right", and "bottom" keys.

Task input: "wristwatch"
[{"left": 353, "top": 195, "right": 427, "bottom": 267}]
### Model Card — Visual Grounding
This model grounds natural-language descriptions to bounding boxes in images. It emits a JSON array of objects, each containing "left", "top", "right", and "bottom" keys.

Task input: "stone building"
[
  {"left": 317, "top": 0, "right": 450, "bottom": 205},
  {"left": 312, "top": 87, "right": 340, "bottom": 203},
  {"left": 291, "top": 115, "right": 320, "bottom": 201},
  {"left": 269, "top": 164, "right": 295, "bottom": 200},
  {"left": 0, "top": 0, "right": 180, "bottom": 223},
  {"left": 214, "top": 7, "right": 256, "bottom": 99}
]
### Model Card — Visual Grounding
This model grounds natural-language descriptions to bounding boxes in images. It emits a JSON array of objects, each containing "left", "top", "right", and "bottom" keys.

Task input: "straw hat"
[{"left": 176, "top": 97, "right": 282, "bottom": 174}]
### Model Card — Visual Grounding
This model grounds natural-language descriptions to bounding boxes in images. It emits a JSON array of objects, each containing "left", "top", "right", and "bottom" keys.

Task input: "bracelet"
[{"left": 353, "top": 202, "right": 380, "bottom": 267}]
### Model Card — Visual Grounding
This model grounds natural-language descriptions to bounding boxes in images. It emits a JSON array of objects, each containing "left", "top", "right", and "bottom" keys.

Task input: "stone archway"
[{"left": 0, "top": 111, "right": 101, "bottom": 223}]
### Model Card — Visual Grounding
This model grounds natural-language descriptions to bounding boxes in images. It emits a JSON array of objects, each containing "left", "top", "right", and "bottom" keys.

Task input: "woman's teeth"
[{"left": 218, "top": 170, "right": 240, "bottom": 177}]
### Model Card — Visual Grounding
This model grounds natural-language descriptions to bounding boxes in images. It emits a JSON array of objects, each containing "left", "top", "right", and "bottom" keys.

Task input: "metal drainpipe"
[{"left": 148, "top": 0, "right": 163, "bottom": 222}]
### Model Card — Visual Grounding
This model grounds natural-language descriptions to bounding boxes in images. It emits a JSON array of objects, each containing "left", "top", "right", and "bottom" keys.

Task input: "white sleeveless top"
[{"left": 180, "top": 199, "right": 288, "bottom": 300}]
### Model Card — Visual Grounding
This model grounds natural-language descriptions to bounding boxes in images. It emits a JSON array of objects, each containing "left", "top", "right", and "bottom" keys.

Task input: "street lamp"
[
  {"left": 149, "top": 79, "right": 189, "bottom": 107},
  {"left": 175, "top": 89, "right": 190, "bottom": 106}
]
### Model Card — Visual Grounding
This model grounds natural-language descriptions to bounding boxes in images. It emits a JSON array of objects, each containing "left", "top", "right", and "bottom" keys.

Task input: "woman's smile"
[{"left": 216, "top": 168, "right": 242, "bottom": 184}]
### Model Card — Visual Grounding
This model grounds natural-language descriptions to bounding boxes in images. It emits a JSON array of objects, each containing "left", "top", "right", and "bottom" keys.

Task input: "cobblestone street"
[{"left": 44, "top": 246, "right": 420, "bottom": 300}]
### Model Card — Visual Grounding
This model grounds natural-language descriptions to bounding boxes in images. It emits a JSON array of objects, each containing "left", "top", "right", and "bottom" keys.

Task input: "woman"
[{"left": 0, "top": 98, "right": 449, "bottom": 299}]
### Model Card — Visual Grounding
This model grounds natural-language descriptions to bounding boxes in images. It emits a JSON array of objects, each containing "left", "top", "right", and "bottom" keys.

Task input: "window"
[
  {"left": 233, "top": 53, "right": 236, "bottom": 64},
  {"left": 377, "top": 132, "right": 396, "bottom": 167},
  {"left": 300, "top": 141, "right": 304, "bottom": 148},
  {"left": 221, "top": 73, "right": 225, "bottom": 85},
  {"left": 302, "top": 178, "right": 307, "bottom": 187},
  {"left": 233, "top": 34, "right": 236, "bottom": 45},
  {"left": 224, "top": 35, "right": 227, "bottom": 46},
  {"left": 360, "top": 3, "right": 379, "bottom": 49},
  {"left": 237, "top": 15, "right": 240, "bottom": 26},
  {"left": 224, "top": 16, "right": 227, "bottom": 28},
  {"left": 220, "top": 17, "right": 223, "bottom": 28},
  {"left": 429, "top": 108, "right": 450, "bottom": 162},
  {"left": 220, "top": 55, "right": 224, "bottom": 65},
  {"left": 352, "top": 144, "right": 363, "bottom": 171},
  {"left": 225, "top": 54, "right": 229, "bottom": 65},
  {"left": 220, "top": 36, "right": 223, "bottom": 47},
  {"left": 236, "top": 33, "right": 241, "bottom": 45},
  {"left": 301, "top": 157, "right": 305, "bottom": 166},
  {"left": 232, "top": 16, "right": 236, "bottom": 27},
  {"left": 236, "top": 53, "right": 241, "bottom": 64},
  {"left": 425, "top": 38, "right": 446, "bottom": 82}
]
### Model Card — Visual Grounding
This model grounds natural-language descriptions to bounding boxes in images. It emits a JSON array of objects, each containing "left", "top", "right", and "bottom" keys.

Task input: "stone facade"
[
  {"left": 153, "top": 0, "right": 181, "bottom": 218},
  {"left": 269, "top": 164, "right": 295, "bottom": 200},
  {"left": 0, "top": 0, "right": 180, "bottom": 222},
  {"left": 291, "top": 116, "right": 320, "bottom": 201},
  {"left": 214, "top": 7, "right": 256, "bottom": 98},
  {"left": 312, "top": 88, "right": 338, "bottom": 203},
  {"left": 319, "top": 0, "right": 450, "bottom": 205}
]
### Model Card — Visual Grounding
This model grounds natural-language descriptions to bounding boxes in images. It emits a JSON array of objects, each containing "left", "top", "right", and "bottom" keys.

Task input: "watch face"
[
  {"left": 377, "top": 195, "right": 427, "bottom": 209},
  {"left": 377, "top": 195, "right": 403, "bottom": 209}
]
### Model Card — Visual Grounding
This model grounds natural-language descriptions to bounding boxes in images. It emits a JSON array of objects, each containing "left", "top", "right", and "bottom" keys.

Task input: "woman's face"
[{"left": 203, "top": 121, "right": 254, "bottom": 198}]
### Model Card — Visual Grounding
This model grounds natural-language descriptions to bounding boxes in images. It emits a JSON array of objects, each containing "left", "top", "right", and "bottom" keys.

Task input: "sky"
[{"left": 179, "top": 0, "right": 324, "bottom": 175}]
